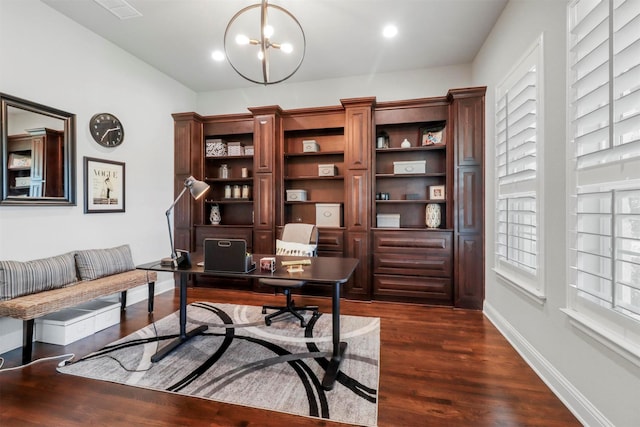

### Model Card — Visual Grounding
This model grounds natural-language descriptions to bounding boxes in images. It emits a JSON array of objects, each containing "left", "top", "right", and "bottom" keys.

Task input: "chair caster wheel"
[
  {"left": 265, "top": 318, "right": 272, "bottom": 326},
  {"left": 262, "top": 308, "right": 267, "bottom": 314}
]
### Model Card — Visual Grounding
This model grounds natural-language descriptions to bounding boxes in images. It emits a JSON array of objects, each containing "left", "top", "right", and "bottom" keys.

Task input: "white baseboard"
[
  {"left": 0, "top": 278, "right": 174, "bottom": 355},
  {"left": 483, "top": 301, "right": 613, "bottom": 427}
]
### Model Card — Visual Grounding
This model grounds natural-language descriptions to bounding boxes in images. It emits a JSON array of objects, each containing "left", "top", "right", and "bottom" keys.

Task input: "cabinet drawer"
[
  {"left": 317, "top": 229, "right": 344, "bottom": 253},
  {"left": 194, "top": 226, "right": 253, "bottom": 252},
  {"left": 373, "top": 253, "right": 451, "bottom": 277},
  {"left": 373, "top": 230, "right": 452, "bottom": 256},
  {"left": 373, "top": 274, "right": 452, "bottom": 303}
]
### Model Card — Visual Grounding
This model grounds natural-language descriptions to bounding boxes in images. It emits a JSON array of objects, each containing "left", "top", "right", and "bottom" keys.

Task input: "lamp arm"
[
  {"left": 165, "top": 186, "right": 188, "bottom": 259},
  {"left": 165, "top": 186, "right": 188, "bottom": 216}
]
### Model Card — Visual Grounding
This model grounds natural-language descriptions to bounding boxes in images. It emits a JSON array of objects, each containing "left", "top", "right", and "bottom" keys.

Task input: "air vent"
[{"left": 94, "top": 0, "right": 142, "bottom": 20}]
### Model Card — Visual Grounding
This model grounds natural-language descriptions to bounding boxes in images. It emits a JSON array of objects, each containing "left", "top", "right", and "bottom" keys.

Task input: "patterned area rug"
[{"left": 58, "top": 302, "right": 379, "bottom": 426}]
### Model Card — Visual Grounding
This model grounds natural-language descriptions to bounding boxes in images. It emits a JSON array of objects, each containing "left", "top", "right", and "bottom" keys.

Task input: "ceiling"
[{"left": 41, "top": 0, "right": 508, "bottom": 92}]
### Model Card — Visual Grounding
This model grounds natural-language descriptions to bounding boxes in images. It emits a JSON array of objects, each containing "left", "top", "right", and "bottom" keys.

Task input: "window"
[
  {"left": 495, "top": 36, "right": 544, "bottom": 299},
  {"left": 566, "top": 0, "right": 640, "bottom": 363}
]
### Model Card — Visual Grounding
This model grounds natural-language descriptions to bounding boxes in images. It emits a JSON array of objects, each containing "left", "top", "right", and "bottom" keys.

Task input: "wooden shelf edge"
[
  {"left": 375, "top": 173, "right": 446, "bottom": 178},
  {"left": 284, "top": 176, "right": 344, "bottom": 180},
  {"left": 284, "top": 151, "right": 344, "bottom": 157}
]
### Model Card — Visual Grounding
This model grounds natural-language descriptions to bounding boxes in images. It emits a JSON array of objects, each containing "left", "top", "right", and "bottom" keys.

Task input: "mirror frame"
[{"left": 0, "top": 93, "right": 76, "bottom": 206}]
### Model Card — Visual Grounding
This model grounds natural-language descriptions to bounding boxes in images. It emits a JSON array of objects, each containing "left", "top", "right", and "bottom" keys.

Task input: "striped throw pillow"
[
  {"left": 75, "top": 244, "right": 135, "bottom": 281},
  {"left": 0, "top": 252, "right": 78, "bottom": 301}
]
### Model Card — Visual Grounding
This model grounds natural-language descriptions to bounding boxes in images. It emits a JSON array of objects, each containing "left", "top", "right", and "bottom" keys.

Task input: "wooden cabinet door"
[
  {"left": 344, "top": 231, "right": 370, "bottom": 299},
  {"left": 344, "top": 102, "right": 373, "bottom": 170},
  {"left": 253, "top": 113, "right": 277, "bottom": 174},
  {"left": 254, "top": 173, "right": 274, "bottom": 230},
  {"left": 449, "top": 88, "right": 485, "bottom": 309},
  {"left": 345, "top": 170, "right": 370, "bottom": 231}
]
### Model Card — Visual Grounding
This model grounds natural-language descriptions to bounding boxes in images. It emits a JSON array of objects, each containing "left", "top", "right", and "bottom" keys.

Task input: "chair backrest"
[{"left": 276, "top": 223, "right": 318, "bottom": 256}]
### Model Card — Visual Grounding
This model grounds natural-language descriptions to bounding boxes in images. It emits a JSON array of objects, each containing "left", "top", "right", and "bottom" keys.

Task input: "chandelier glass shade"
[{"left": 224, "top": 0, "right": 306, "bottom": 85}]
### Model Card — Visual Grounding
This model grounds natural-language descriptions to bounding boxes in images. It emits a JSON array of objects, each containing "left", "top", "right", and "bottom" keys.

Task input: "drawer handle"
[
  {"left": 404, "top": 166, "right": 414, "bottom": 172},
  {"left": 323, "top": 211, "right": 332, "bottom": 217}
]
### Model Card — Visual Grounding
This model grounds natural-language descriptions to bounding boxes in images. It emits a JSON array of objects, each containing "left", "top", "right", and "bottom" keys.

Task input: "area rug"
[{"left": 58, "top": 302, "right": 379, "bottom": 426}]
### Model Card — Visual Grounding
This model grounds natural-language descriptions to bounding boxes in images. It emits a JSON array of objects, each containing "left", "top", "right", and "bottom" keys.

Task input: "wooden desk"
[{"left": 136, "top": 255, "right": 359, "bottom": 390}]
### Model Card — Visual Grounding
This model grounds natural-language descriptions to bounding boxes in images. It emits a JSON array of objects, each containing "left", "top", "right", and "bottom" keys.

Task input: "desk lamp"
[{"left": 161, "top": 176, "right": 209, "bottom": 268}]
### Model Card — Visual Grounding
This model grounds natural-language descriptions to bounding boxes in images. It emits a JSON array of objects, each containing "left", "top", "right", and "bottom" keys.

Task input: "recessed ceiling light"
[
  {"left": 211, "top": 50, "right": 226, "bottom": 61},
  {"left": 383, "top": 25, "right": 398, "bottom": 38}
]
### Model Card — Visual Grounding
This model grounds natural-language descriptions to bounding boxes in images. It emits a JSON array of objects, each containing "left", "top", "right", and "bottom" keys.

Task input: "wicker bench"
[{"left": 0, "top": 246, "right": 157, "bottom": 364}]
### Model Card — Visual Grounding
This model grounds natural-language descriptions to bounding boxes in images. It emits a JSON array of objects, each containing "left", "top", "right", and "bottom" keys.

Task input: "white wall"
[
  {"left": 0, "top": 0, "right": 196, "bottom": 353},
  {"left": 197, "top": 65, "right": 471, "bottom": 114},
  {"left": 473, "top": 1, "right": 639, "bottom": 426}
]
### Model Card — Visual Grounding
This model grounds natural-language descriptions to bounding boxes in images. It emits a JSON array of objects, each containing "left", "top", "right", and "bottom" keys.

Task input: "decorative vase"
[
  {"left": 210, "top": 204, "right": 221, "bottom": 225},
  {"left": 425, "top": 203, "right": 441, "bottom": 228},
  {"left": 401, "top": 138, "right": 411, "bottom": 148}
]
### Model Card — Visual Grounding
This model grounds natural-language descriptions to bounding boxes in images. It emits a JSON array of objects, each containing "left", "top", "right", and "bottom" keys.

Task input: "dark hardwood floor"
[{"left": 0, "top": 287, "right": 580, "bottom": 426}]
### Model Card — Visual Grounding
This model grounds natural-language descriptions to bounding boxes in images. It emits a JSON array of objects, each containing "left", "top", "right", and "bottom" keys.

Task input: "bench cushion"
[
  {"left": 0, "top": 269, "right": 157, "bottom": 320},
  {"left": 75, "top": 245, "right": 135, "bottom": 280},
  {"left": 0, "top": 252, "right": 77, "bottom": 301}
]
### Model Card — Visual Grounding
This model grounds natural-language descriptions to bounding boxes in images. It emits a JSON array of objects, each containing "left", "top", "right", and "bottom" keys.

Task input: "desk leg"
[
  {"left": 151, "top": 272, "right": 207, "bottom": 363},
  {"left": 321, "top": 281, "right": 347, "bottom": 391}
]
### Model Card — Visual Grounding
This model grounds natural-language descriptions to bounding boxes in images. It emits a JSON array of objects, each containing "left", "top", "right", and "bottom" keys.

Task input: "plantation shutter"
[
  {"left": 495, "top": 38, "right": 541, "bottom": 290},
  {"left": 568, "top": 0, "right": 640, "bottom": 322}
]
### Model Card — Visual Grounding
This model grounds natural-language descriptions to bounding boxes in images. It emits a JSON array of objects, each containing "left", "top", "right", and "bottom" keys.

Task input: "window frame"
[{"left": 494, "top": 34, "right": 546, "bottom": 302}]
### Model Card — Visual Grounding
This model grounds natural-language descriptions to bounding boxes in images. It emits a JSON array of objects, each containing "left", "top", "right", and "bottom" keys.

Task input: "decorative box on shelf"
[
  {"left": 245, "top": 145, "right": 254, "bottom": 155},
  {"left": 205, "top": 138, "right": 226, "bottom": 157},
  {"left": 15, "top": 176, "right": 31, "bottom": 187},
  {"left": 302, "top": 140, "right": 319, "bottom": 152},
  {"left": 286, "top": 189, "right": 307, "bottom": 201},
  {"left": 227, "top": 141, "right": 244, "bottom": 156},
  {"left": 318, "top": 164, "right": 337, "bottom": 176},
  {"left": 393, "top": 160, "right": 426, "bottom": 175},
  {"left": 377, "top": 213, "right": 400, "bottom": 228},
  {"left": 316, "top": 203, "right": 342, "bottom": 227}
]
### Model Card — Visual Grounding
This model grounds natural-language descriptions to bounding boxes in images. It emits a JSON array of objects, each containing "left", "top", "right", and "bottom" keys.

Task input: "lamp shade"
[{"left": 185, "top": 176, "right": 209, "bottom": 200}]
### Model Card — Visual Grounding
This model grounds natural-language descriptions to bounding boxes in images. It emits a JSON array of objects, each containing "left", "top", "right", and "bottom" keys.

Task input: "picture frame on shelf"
[
  {"left": 419, "top": 127, "right": 444, "bottom": 146},
  {"left": 83, "top": 157, "right": 125, "bottom": 213},
  {"left": 429, "top": 185, "right": 445, "bottom": 200}
]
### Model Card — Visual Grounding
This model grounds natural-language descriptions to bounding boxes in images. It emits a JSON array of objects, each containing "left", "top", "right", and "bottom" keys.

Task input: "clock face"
[{"left": 90, "top": 113, "right": 124, "bottom": 147}]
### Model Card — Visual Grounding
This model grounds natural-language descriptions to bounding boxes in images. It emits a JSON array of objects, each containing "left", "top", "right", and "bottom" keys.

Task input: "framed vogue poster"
[{"left": 83, "top": 157, "right": 125, "bottom": 213}]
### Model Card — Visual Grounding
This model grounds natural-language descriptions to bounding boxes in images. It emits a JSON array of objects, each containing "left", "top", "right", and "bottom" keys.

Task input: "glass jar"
[
  {"left": 232, "top": 185, "right": 241, "bottom": 198},
  {"left": 219, "top": 164, "right": 229, "bottom": 179},
  {"left": 224, "top": 184, "right": 231, "bottom": 198},
  {"left": 242, "top": 185, "right": 250, "bottom": 199}
]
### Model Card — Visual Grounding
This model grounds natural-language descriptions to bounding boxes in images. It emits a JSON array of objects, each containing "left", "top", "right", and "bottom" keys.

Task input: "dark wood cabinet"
[
  {"left": 173, "top": 87, "right": 486, "bottom": 309},
  {"left": 7, "top": 128, "right": 64, "bottom": 198}
]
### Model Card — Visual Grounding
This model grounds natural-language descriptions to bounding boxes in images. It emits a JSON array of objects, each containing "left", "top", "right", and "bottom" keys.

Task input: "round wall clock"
[{"left": 89, "top": 113, "right": 124, "bottom": 147}]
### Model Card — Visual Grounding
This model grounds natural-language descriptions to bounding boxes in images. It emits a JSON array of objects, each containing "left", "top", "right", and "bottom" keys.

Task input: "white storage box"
[
  {"left": 318, "top": 164, "right": 337, "bottom": 177},
  {"left": 227, "top": 141, "right": 243, "bottom": 156},
  {"left": 316, "top": 203, "right": 342, "bottom": 227},
  {"left": 35, "top": 300, "right": 120, "bottom": 345},
  {"left": 74, "top": 299, "right": 121, "bottom": 332},
  {"left": 377, "top": 213, "right": 400, "bottom": 228},
  {"left": 302, "top": 140, "right": 319, "bottom": 152},
  {"left": 245, "top": 145, "right": 254, "bottom": 155},
  {"left": 393, "top": 160, "right": 426, "bottom": 175},
  {"left": 286, "top": 189, "right": 307, "bottom": 201}
]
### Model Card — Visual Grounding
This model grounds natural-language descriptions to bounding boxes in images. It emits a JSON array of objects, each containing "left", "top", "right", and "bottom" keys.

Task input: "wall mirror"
[{"left": 0, "top": 93, "right": 76, "bottom": 206}]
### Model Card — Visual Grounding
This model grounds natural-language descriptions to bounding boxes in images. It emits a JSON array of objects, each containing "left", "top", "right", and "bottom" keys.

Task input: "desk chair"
[{"left": 260, "top": 223, "right": 320, "bottom": 327}]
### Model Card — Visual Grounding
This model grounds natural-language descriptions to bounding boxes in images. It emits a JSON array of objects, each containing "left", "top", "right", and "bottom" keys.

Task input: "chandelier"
[{"left": 224, "top": 0, "right": 306, "bottom": 85}]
